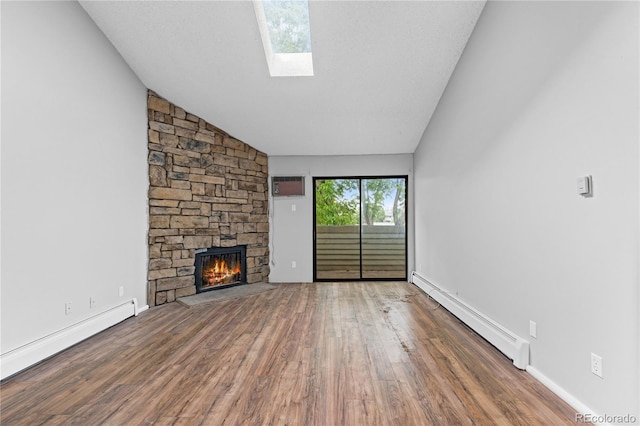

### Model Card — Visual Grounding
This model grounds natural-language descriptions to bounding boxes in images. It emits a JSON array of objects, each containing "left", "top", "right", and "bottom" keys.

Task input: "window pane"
[
  {"left": 263, "top": 0, "right": 312, "bottom": 54},
  {"left": 315, "top": 179, "right": 360, "bottom": 280},
  {"left": 361, "top": 178, "right": 406, "bottom": 279},
  {"left": 253, "top": 0, "right": 314, "bottom": 76}
]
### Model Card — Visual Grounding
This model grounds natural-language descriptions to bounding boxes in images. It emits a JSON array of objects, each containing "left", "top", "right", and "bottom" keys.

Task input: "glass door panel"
[
  {"left": 361, "top": 178, "right": 406, "bottom": 279},
  {"left": 314, "top": 178, "right": 360, "bottom": 280}
]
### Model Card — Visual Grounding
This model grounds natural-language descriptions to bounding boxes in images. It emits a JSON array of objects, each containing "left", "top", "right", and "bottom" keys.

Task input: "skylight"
[{"left": 253, "top": 0, "right": 314, "bottom": 77}]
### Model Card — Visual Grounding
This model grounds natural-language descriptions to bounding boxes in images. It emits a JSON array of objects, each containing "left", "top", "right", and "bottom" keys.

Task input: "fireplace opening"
[{"left": 195, "top": 246, "right": 247, "bottom": 293}]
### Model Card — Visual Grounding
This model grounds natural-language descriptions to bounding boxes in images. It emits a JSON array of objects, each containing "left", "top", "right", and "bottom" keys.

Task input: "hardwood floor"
[{"left": 1, "top": 282, "right": 577, "bottom": 425}]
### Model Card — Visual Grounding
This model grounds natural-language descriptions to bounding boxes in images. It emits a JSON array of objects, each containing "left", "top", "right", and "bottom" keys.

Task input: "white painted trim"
[
  {"left": 136, "top": 304, "right": 150, "bottom": 315},
  {"left": 409, "top": 272, "right": 609, "bottom": 423},
  {"left": 526, "top": 366, "right": 611, "bottom": 426},
  {"left": 411, "top": 272, "right": 529, "bottom": 369},
  {"left": 0, "top": 299, "right": 137, "bottom": 380},
  {"left": 131, "top": 298, "right": 149, "bottom": 316}
]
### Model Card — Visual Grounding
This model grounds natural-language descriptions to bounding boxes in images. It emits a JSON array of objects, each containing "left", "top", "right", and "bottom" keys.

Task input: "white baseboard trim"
[
  {"left": 1, "top": 299, "right": 138, "bottom": 380},
  {"left": 136, "top": 304, "right": 150, "bottom": 315},
  {"left": 409, "top": 273, "right": 607, "bottom": 423},
  {"left": 132, "top": 297, "right": 149, "bottom": 316},
  {"left": 411, "top": 272, "right": 529, "bottom": 369},
  {"left": 526, "top": 366, "right": 611, "bottom": 425}
]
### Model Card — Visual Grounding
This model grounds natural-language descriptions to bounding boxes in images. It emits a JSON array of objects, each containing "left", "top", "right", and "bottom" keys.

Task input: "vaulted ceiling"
[{"left": 80, "top": 1, "right": 485, "bottom": 156}]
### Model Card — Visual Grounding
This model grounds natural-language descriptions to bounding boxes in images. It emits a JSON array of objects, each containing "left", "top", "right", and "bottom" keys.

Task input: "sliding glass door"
[{"left": 313, "top": 176, "right": 407, "bottom": 281}]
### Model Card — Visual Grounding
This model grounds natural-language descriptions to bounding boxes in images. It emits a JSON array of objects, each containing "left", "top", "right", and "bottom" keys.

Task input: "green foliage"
[
  {"left": 315, "top": 180, "right": 359, "bottom": 225},
  {"left": 362, "top": 179, "right": 394, "bottom": 225},
  {"left": 263, "top": 0, "right": 312, "bottom": 54},
  {"left": 315, "top": 178, "right": 406, "bottom": 227}
]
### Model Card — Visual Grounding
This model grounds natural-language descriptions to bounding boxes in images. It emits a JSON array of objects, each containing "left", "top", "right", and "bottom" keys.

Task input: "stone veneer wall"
[{"left": 146, "top": 91, "right": 269, "bottom": 306}]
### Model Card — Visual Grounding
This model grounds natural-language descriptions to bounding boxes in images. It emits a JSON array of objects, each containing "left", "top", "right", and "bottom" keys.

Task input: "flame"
[{"left": 203, "top": 258, "right": 241, "bottom": 286}]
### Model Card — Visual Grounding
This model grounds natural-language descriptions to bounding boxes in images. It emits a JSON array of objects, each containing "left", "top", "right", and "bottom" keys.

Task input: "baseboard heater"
[
  {"left": 0, "top": 298, "right": 143, "bottom": 380},
  {"left": 411, "top": 272, "right": 529, "bottom": 370}
]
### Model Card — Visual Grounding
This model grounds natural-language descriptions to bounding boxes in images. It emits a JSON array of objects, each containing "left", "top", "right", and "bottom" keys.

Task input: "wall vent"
[{"left": 272, "top": 176, "right": 305, "bottom": 197}]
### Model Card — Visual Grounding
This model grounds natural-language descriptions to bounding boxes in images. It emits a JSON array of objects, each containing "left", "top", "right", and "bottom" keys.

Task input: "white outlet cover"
[{"left": 591, "top": 353, "right": 603, "bottom": 378}]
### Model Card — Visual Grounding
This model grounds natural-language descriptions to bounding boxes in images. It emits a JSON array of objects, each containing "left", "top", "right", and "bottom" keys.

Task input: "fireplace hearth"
[{"left": 195, "top": 246, "right": 247, "bottom": 293}]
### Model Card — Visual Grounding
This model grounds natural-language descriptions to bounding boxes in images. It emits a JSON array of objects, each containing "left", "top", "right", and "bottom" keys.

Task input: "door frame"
[{"left": 312, "top": 175, "right": 408, "bottom": 282}]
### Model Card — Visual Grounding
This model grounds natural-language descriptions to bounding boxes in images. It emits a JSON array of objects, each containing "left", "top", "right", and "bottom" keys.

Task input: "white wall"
[
  {"left": 1, "top": 2, "right": 148, "bottom": 355},
  {"left": 268, "top": 154, "right": 413, "bottom": 282},
  {"left": 414, "top": 0, "right": 638, "bottom": 418}
]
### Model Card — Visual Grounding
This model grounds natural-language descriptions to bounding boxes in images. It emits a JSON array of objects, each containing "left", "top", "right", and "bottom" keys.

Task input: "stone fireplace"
[{"left": 146, "top": 90, "right": 269, "bottom": 306}]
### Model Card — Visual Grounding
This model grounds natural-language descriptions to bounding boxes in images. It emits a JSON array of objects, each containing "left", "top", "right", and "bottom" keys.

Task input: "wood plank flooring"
[{"left": 0, "top": 282, "right": 577, "bottom": 425}]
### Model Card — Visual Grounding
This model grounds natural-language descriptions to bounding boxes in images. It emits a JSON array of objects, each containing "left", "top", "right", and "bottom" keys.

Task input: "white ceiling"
[{"left": 80, "top": 1, "right": 485, "bottom": 156}]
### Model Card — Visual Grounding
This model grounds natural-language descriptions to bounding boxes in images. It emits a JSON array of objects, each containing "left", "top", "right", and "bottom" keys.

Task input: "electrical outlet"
[
  {"left": 529, "top": 320, "right": 537, "bottom": 338},
  {"left": 591, "top": 353, "right": 603, "bottom": 378},
  {"left": 291, "top": 261, "right": 297, "bottom": 269},
  {"left": 65, "top": 302, "right": 72, "bottom": 315},
  {"left": 118, "top": 286, "right": 124, "bottom": 297},
  {"left": 89, "top": 297, "right": 96, "bottom": 309}
]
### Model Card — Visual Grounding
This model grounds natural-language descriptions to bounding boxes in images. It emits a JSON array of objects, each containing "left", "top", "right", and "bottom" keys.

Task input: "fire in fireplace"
[{"left": 195, "top": 246, "right": 247, "bottom": 292}]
